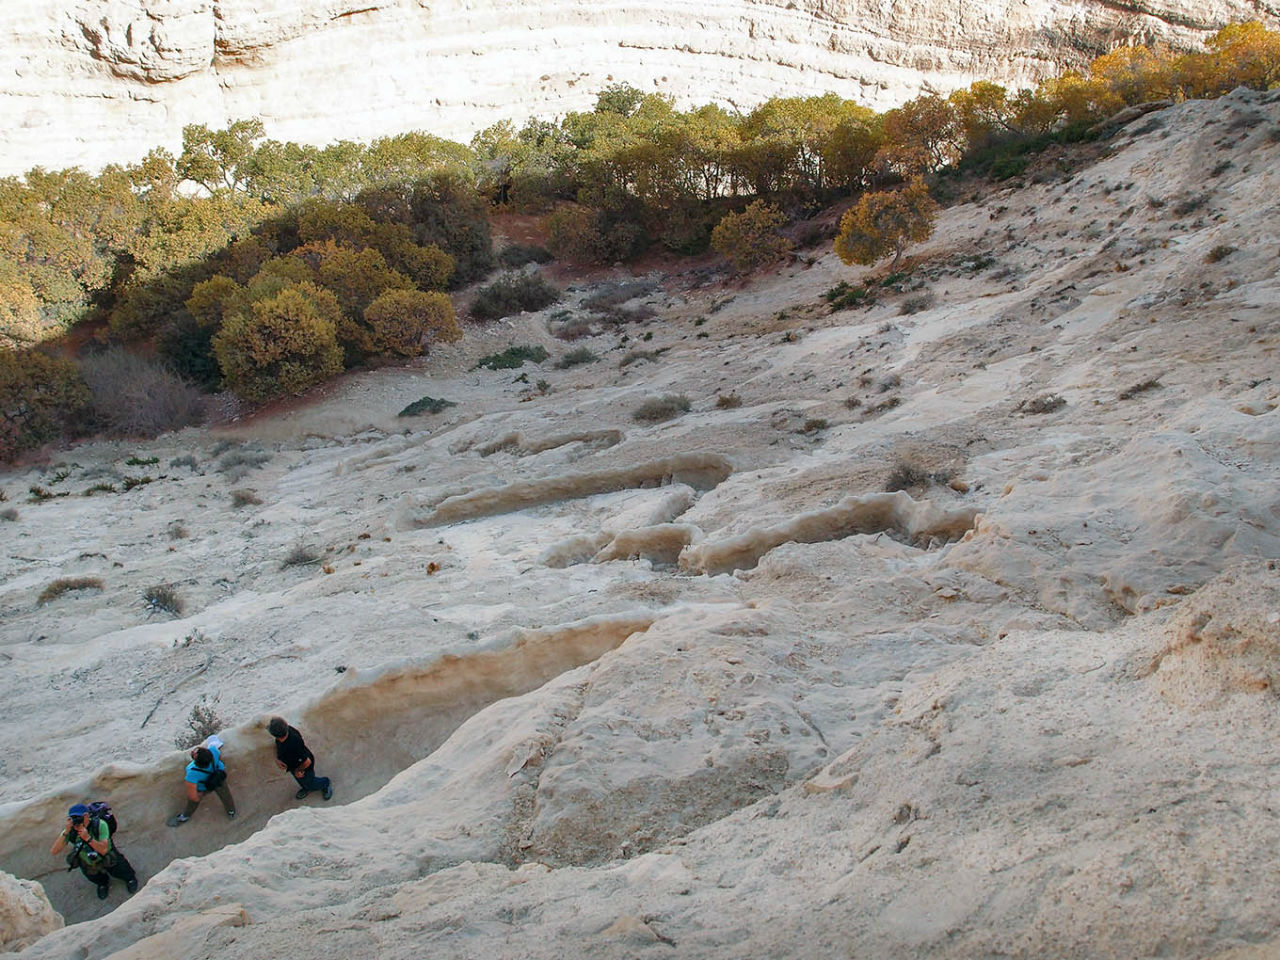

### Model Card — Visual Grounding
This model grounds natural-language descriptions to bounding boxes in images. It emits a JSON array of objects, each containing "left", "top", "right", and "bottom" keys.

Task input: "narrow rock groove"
[
  {"left": 403, "top": 453, "right": 733, "bottom": 528},
  {"left": 0, "top": 613, "right": 656, "bottom": 926},
  {"left": 680, "top": 492, "right": 980, "bottom": 576},
  {"left": 477, "top": 429, "right": 624, "bottom": 458}
]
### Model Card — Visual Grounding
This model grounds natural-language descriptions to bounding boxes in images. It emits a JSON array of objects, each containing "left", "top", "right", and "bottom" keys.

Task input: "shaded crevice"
[
  {"left": 400, "top": 454, "right": 733, "bottom": 529},
  {"left": 680, "top": 492, "right": 980, "bottom": 576},
  {"left": 0, "top": 613, "right": 656, "bottom": 926}
]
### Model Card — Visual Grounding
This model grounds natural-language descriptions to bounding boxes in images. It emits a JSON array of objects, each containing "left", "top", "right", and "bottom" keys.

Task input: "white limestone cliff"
[{"left": 2, "top": 0, "right": 1278, "bottom": 175}]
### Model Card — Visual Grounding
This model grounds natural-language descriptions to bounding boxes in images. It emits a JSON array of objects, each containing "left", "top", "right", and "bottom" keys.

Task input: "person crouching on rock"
[
  {"left": 51, "top": 804, "right": 138, "bottom": 900},
  {"left": 168, "top": 743, "right": 235, "bottom": 826},
  {"left": 268, "top": 716, "right": 334, "bottom": 801}
]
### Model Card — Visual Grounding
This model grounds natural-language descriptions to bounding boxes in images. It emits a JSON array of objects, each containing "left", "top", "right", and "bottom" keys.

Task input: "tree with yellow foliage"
[
  {"left": 363, "top": 289, "right": 461, "bottom": 358},
  {"left": 834, "top": 178, "right": 938, "bottom": 271},
  {"left": 212, "top": 283, "right": 343, "bottom": 402},
  {"left": 711, "top": 201, "right": 792, "bottom": 274}
]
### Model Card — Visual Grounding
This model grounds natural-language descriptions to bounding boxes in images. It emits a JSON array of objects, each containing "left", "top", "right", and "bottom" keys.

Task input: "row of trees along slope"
[{"left": 1, "top": 21, "right": 1277, "bottom": 461}]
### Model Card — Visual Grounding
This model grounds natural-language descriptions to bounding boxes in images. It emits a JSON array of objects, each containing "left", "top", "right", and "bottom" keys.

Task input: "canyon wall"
[{"left": 1, "top": 0, "right": 1277, "bottom": 174}]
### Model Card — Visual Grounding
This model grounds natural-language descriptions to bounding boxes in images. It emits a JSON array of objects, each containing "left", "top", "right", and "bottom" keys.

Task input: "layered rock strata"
[{"left": 1, "top": 0, "right": 1277, "bottom": 174}]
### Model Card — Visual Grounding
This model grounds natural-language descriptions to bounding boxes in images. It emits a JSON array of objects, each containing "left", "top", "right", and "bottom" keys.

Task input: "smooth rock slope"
[{"left": 0, "top": 88, "right": 1278, "bottom": 958}]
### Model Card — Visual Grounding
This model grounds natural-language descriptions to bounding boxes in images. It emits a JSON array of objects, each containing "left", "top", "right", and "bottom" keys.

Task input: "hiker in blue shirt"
[{"left": 167, "top": 742, "right": 236, "bottom": 826}]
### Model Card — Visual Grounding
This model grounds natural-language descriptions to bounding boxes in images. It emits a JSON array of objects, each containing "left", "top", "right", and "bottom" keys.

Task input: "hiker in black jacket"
[{"left": 268, "top": 716, "right": 334, "bottom": 801}]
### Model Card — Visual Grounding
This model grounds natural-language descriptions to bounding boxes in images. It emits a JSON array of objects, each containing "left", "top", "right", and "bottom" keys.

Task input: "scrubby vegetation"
[
  {"left": 633, "top": 394, "right": 692, "bottom": 422},
  {"left": 1, "top": 21, "right": 1276, "bottom": 458},
  {"left": 470, "top": 273, "right": 560, "bottom": 321},
  {"left": 473, "top": 345, "right": 549, "bottom": 370},
  {"left": 398, "top": 395, "right": 457, "bottom": 416},
  {"left": 37, "top": 576, "right": 105, "bottom": 606}
]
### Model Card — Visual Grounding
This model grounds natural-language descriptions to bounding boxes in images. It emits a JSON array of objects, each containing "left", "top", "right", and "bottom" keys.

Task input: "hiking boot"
[
  {"left": 97, "top": 885, "right": 109, "bottom": 900},
  {"left": 166, "top": 813, "right": 190, "bottom": 827},
  {"left": 295, "top": 788, "right": 310, "bottom": 800},
  {"left": 126, "top": 878, "right": 138, "bottom": 894},
  {"left": 322, "top": 783, "right": 333, "bottom": 801}
]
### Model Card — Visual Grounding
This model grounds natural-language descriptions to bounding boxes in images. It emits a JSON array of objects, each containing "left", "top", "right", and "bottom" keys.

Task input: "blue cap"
[{"left": 68, "top": 804, "right": 89, "bottom": 818}]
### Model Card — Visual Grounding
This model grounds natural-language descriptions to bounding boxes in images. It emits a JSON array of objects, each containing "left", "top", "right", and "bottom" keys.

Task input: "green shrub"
[
  {"left": 556, "top": 347, "right": 598, "bottom": 369},
  {"left": 212, "top": 284, "right": 344, "bottom": 402},
  {"left": 470, "top": 273, "right": 561, "bottom": 321},
  {"left": 824, "top": 282, "right": 872, "bottom": 311},
  {"left": 398, "top": 396, "right": 457, "bottom": 416},
  {"left": 632, "top": 394, "right": 691, "bottom": 423},
  {"left": 473, "top": 345, "right": 549, "bottom": 370},
  {"left": 0, "top": 349, "right": 90, "bottom": 462},
  {"left": 498, "top": 244, "right": 553, "bottom": 268}
]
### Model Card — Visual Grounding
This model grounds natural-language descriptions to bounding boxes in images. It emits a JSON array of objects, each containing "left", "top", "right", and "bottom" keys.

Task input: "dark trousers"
[
  {"left": 182, "top": 781, "right": 236, "bottom": 817},
  {"left": 80, "top": 849, "right": 137, "bottom": 891},
  {"left": 294, "top": 767, "right": 330, "bottom": 794}
]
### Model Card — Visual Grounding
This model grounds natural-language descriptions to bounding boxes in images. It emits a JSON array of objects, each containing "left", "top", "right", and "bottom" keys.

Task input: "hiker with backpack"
[
  {"left": 167, "top": 738, "right": 236, "bottom": 826},
  {"left": 51, "top": 802, "right": 138, "bottom": 900},
  {"left": 267, "top": 716, "right": 334, "bottom": 801}
]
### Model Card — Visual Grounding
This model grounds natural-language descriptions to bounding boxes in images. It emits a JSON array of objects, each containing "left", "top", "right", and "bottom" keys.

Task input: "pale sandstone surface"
[
  {"left": 0, "top": 88, "right": 1278, "bottom": 956},
  {"left": 2, "top": 0, "right": 1280, "bottom": 175},
  {"left": 0, "top": 873, "right": 61, "bottom": 954}
]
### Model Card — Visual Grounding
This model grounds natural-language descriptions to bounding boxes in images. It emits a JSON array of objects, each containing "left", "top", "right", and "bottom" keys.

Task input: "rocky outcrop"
[
  {"left": 1, "top": 0, "right": 1276, "bottom": 174},
  {"left": 0, "top": 871, "right": 61, "bottom": 953}
]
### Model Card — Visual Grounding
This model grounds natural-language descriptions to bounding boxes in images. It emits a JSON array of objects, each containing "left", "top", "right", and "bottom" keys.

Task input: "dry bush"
[
  {"left": 899, "top": 292, "right": 936, "bottom": 315},
  {"left": 551, "top": 316, "right": 597, "bottom": 341},
  {"left": 1, "top": 507, "right": 17, "bottom": 521},
  {"left": 618, "top": 348, "right": 668, "bottom": 369},
  {"left": 170, "top": 454, "right": 199, "bottom": 470},
  {"left": 632, "top": 394, "right": 691, "bottom": 423},
  {"left": 217, "top": 449, "right": 270, "bottom": 474},
  {"left": 1015, "top": 393, "right": 1066, "bottom": 415},
  {"left": 78, "top": 347, "right": 205, "bottom": 438},
  {"left": 37, "top": 576, "right": 104, "bottom": 606},
  {"left": 281, "top": 543, "right": 320, "bottom": 569},
  {"left": 174, "top": 696, "right": 224, "bottom": 750},
  {"left": 143, "top": 583, "right": 183, "bottom": 617},
  {"left": 716, "top": 393, "right": 743, "bottom": 409},
  {"left": 1118, "top": 378, "right": 1161, "bottom": 400},
  {"left": 230, "top": 489, "right": 262, "bottom": 508},
  {"left": 885, "top": 460, "right": 953, "bottom": 491},
  {"left": 1205, "top": 244, "right": 1236, "bottom": 263},
  {"left": 168, "top": 522, "right": 189, "bottom": 539},
  {"left": 582, "top": 281, "right": 658, "bottom": 313}
]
